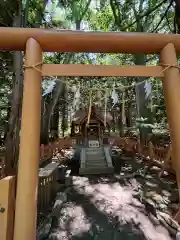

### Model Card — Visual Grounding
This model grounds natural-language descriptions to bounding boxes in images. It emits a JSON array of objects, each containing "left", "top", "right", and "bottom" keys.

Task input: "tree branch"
[
  {"left": 152, "top": 0, "right": 173, "bottom": 33},
  {"left": 110, "top": 0, "right": 168, "bottom": 31},
  {"left": 79, "top": 0, "right": 92, "bottom": 21},
  {"left": 165, "top": 14, "right": 173, "bottom": 32},
  {"left": 110, "top": 0, "right": 121, "bottom": 27}
]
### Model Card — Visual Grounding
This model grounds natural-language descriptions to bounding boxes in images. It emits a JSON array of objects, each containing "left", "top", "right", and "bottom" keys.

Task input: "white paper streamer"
[
  {"left": 42, "top": 81, "right": 56, "bottom": 96},
  {"left": 144, "top": 81, "right": 152, "bottom": 99},
  {"left": 73, "top": 86, "right": 80, "bottom": 110},
  {"left": 111, "top": 86, "right": 119, "bottom": 106}
]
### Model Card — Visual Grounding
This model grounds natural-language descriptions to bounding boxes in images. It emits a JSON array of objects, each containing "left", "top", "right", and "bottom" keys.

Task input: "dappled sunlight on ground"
[{"left": 49, "top": 174, "right": 173, "bottom": 240}]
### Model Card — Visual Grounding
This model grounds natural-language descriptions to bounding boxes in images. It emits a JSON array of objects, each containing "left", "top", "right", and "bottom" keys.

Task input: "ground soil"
[{"left": 47, "top": 152, "right": 178, "bottom": 240}]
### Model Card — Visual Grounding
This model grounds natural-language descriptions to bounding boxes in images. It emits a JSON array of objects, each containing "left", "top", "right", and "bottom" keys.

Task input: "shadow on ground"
[
  {"left": 112, "top": 152, "right": 178, "bottom": 215},
  {"left": 47, "top": 151, "right": 177, "bottom": 240}
]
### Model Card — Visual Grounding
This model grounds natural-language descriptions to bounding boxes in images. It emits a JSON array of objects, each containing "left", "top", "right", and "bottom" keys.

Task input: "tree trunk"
[
  {"left": 50, "top": 100, "right": 59, "bottom": 141},
  {"left": 40, "top": 19, "right": 82, "bottom": 142},
  {"left": 134, "top": 53, "right": 152, "bottom": 144},
  {"left": 174, "top": 0, "right": 180, "bottom": 33},
  {"left": 4, "top": 0, "right": 47, "bottom": 173},
  {"left": 40, "top": 98, "right": 49, "bottom": 144},
  {"left": 112, "top": 110, "right": 116, "bottom": 132},
  {"left": 40, "top": 81, "right": 63, "bottom": 143},
  {"left": 61, "top": 83, "right": 68, "bottom": 137},
  {"left": 119, "top": 91, "right": 125, "bottom": 136},
  {"left": 126, "top": 101, "right": 133, "bottom": 128},
  {"left": 4, "top": 11, "right": 23, "bottom": 174}
]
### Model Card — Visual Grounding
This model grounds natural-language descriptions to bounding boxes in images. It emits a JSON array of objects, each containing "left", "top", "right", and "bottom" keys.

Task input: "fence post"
[{"left": 0, "top": 176, "right": 15, "bottom": 240}]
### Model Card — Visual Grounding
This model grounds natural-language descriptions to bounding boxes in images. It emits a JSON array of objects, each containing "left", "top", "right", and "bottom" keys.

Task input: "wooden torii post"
[
  {"left": 13, "top": 38, "right": 42, "bottom": 240},
  {"left": 1, "top": 27, "right": 180, "bottom": 239}
]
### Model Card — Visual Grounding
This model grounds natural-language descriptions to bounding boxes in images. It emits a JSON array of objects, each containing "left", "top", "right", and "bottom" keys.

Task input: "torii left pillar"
[{"left": 13, "top": 38, "right": 42, "bottom": 240}]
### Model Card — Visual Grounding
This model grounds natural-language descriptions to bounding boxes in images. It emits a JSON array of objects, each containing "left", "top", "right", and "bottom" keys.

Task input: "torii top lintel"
[{"left": 1, "top": 27, "right": 180, "bottom": 54}]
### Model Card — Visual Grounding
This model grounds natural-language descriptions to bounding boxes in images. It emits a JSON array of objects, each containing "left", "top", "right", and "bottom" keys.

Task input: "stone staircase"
[{"left": 79, "top": 146, "right": 114, "bottom": 175}]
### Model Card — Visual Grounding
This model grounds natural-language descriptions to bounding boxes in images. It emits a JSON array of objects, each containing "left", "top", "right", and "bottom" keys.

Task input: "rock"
[
  {"left": 52, "top": 192, "right": 67, "bottom": 217},
  {"left": 157, "top": 211, "right": 180, "bottom": 235},
  {"left": 37, "top": 216, "right": 53, "bottom": 240},
  {"left": 169, "top": 203, "right": 179, "bottom": 212},
  {"left": 170, "top": 191, "right": 179, "bottom": 203},
  {"left": 146, "top": 191, "right": 160, "bottom": 200},
  {"left": 57, "top": 166, "right": 67, "bottom": 182},
  {"left": 148, "top": 213, "right": 160, "bottom": 225},
  {"left": 145, "top": 181, "right": 158, "bottom": 188},
  {"left": 142, "top": 198, "right": 157, "bottom": 217},
  {"left": 151, "top": 166, "right": 161, "bottom": 172},
  {"left": 176, "top": 231, "right": 180, "bottom": 240},
  {"left": 162, "top": 190, "right": 171, "bottom": 197},
  {"left": 163, "top": 171, "right": 169, "bottom": 176},
  {"left": 159, "top": 203, "right": 168, "bottom": 211},
  {"left": 65, "top": 170, "right": 72, "bottom": 186},
  {"left": 52, "top": 157, "right": 59, "bottom": 162},
  {"left": 152, "top": 194, "right": 163, "bottom": 203},
  {"left": 56, "top": 192, "right": 67, "bottom": 202}
]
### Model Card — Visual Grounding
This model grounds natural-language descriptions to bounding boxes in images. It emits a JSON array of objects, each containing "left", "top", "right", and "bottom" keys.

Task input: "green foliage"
[{"left": 0, "top": 0, "right": 175, "bottom": 142}]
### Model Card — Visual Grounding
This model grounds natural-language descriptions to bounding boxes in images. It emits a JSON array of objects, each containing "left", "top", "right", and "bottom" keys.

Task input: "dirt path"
[{"left": 49, "top": 171, "right": 174, "bottom": 240}]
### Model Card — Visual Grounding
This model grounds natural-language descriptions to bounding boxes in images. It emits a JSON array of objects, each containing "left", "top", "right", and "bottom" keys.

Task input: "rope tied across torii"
[
  {"left": 23, "top": 60, "right": 180, "bottom": 92},
  {"left": 23, "top": 61, "right": 180, "bottom": 128}
]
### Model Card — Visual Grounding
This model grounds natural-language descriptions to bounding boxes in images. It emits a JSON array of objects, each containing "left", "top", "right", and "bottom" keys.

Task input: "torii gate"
[{"left": 0, "top": 27, "right": 180, "bottom": 240}]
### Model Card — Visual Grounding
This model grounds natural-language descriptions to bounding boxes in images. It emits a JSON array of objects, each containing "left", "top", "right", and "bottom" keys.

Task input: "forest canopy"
[{"left": 0, "top": 0, "right": 178, "bottom": 170}]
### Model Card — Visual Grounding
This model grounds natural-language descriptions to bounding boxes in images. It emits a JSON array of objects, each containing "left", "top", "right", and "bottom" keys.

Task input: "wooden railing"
[
  {"left": 38, "top": 162, "right": 59, "bottom": 213},
  {"left": 0, "top": 176, "right": 15, "bottom": 240},
  {"left": 110, "top": 136, "right": 180, "bottom": 224},
  {"left": 40, "top": 137, "right": 75, "bottom": 164},
  {"left": 38, "top": 137, "right": 75, "bottom": 214},
  {"left": 109, "top": 136, "right": 174, "bottom": 174}
]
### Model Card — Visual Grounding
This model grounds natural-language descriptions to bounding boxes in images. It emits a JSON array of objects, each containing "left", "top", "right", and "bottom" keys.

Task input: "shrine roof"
[{"left": 72, "top": 107, "right": 113, "bottom": 125}]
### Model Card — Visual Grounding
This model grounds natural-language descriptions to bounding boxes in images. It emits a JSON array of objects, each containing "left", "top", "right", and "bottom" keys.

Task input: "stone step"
[
  {"left": 86, "top": 155, "right": 104, "bottom": 159},
  {"left": 86, "top": 162, "right": 106, "bottom": 166},
  {"left": 86, "top": 160, "right": 106, "bottom": 164},
  {"left": 86, "top": 163, "right": 106, "bottom": 166},
  {"left": 86, "top": 160, "right": 105, "bottom": 163},
  {"left": 86, "top": 148, "right": 104, "bottom": 153},
  {"left": 86, "top": 165, "right": 107, "bottom": 168},
  {"left": 86, "top": 160, "right": 107, "bottom": 166},
  {"left": 86, "top": 151, "right": 104, "bottom": 156},
  {"left": 79, "top": 166, "right": 114, "bottom": 175},
  {"left": 86, "top": 152, "right": 104, "bottom": 156},
  {"left": 80, "top": 146, "right": 114, "bottom": 175},
  {"left": 86, "top": 159, "right": 106, "bottom": 163},
  {"left": 86, "top": 153, "right": 104, "bottom": 157},
  {"left": 86, "top": 163, "right": 107, "bottom": 167},
  {"left": 86, "top": 146, "right": 104, "bottom": 149},
  {"left": 86, "top": 158, "right": 106, "bottom": 163},
  {"left": 86, "top": 151, "right": 104, "bottom": 155},
  {"left": 86, "top": 155, "right": 105, "bottom": 160}
]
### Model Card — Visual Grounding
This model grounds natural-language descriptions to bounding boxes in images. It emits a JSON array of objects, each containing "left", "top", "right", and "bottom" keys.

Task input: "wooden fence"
[
  {"left": 38, "top": 137, "right": 75, "bottom": 214},
  {"left": 38, "top": 162, "right": 59, "bottom": 213},
  {"left": 0, "top": 176, "right": 15, "bottom": 240},
  {"left": 0, "top": 135, "right": 176, "bottom": 238},
  {"left": 40, "top": 137, "right": 75, "bottom": 164},
  {"left": 109, "top": 136, "right": 174, "bottom": 174}
]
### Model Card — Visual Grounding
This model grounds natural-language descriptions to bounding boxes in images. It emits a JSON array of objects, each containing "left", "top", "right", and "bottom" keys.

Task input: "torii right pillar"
[{"left": 160, "top": 43, "right": 180, "bottom": 196}]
